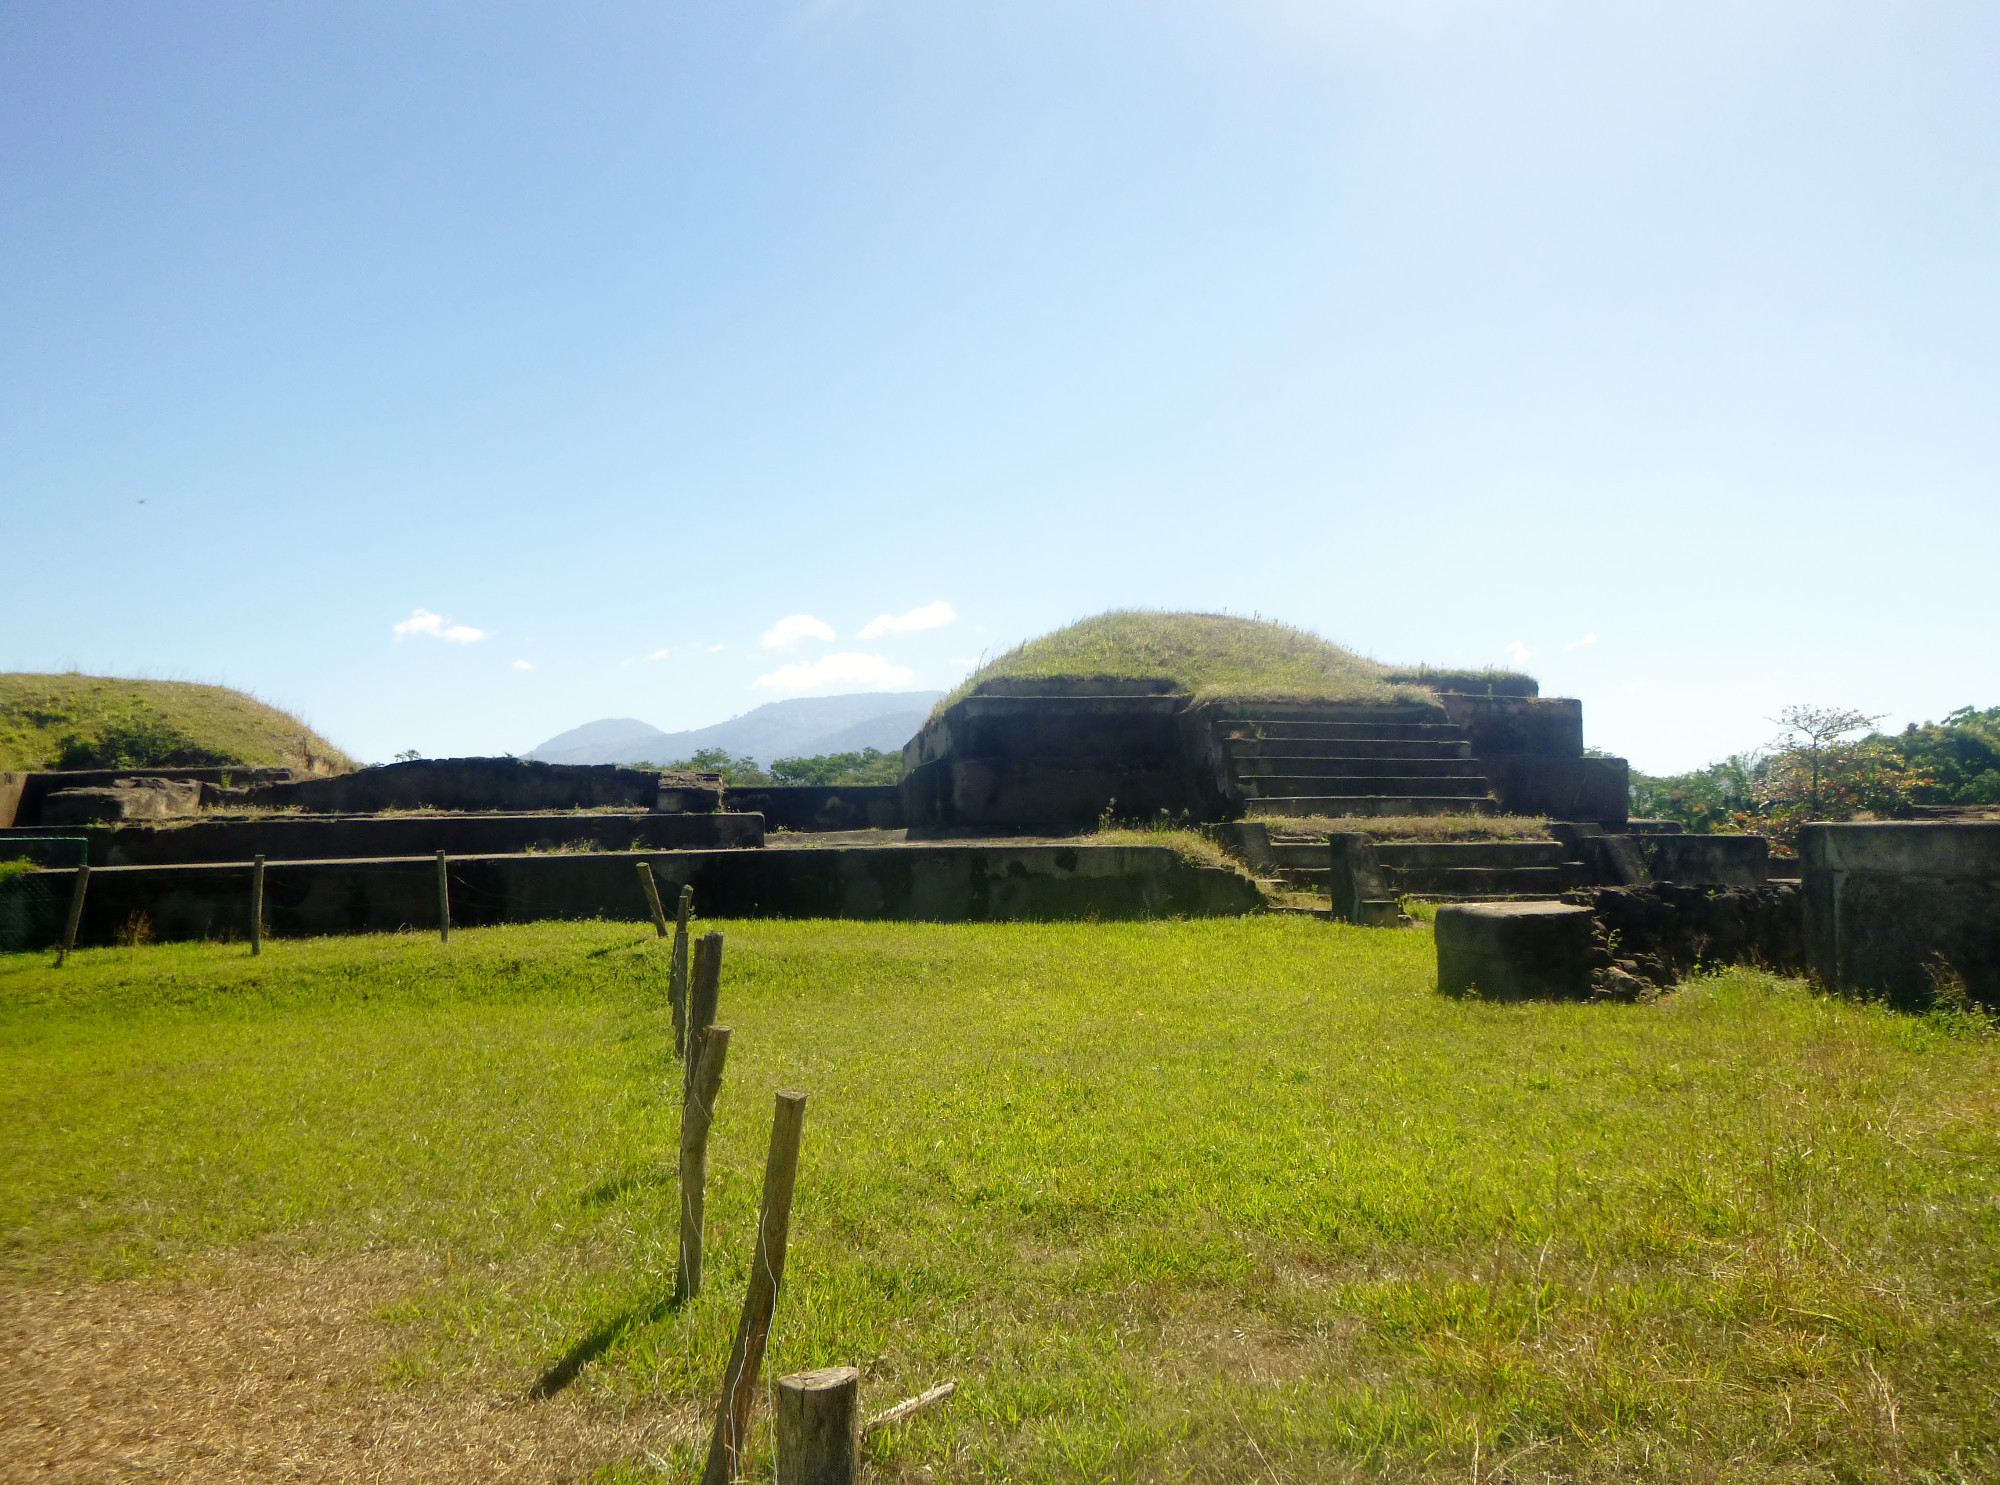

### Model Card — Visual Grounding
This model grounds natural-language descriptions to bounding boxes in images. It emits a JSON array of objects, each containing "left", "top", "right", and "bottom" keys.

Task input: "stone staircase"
[
  {"left": 1264, "top": 836, "right": 1580, "bottom": 901},
  {"left": 1213, "top": 706, "right": 1499, "bottom": 818}
]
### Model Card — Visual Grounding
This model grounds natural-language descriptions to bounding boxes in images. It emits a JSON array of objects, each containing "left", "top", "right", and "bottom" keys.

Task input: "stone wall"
[
  {"left": 1, "top": 810, "right": 762, "bottom": 867},
  {"left": 243, "top": 757, "right": 697, "bottom": 814},
  {"left": 4, "top": 767, "right": 294, "bottom": 827},
  {"left": 901, "top": 695, "right": 1197, "bottom": 830},
  {"left": 723, "top": 785, "right": 903, "bottom": 832},
  {"left": 900, "top": 685, "right": 1632, "bottom": 832},
  {"left": 1481, "top": 756, "right": 1630, "bottom": 825},
  {"left": 1801, "top": 821, "right": 2000, "bottom": 1008},
  {"left": 9, "top": 843, "right": 1260, "bottom": 947},
  {"left": 1564, "top": 882, "right": 1803, "bottom": 983}
]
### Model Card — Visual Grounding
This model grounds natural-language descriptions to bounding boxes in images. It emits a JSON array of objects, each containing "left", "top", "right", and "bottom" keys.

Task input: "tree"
[
  {"left": 1771, "top": 705, "right": 1880, "bottom": 817},
  {"left": 1741, "top": 705, "right": 1926, "bottom": 847},
  {"left": 1884, "top": 705, "right": 2000, "bottom": 805},
  {"left": 655, "top": 748, "right": 770, "bottom": 786},
  {"left": 769, "top": 748, "right": 902, "bottom": 786}
]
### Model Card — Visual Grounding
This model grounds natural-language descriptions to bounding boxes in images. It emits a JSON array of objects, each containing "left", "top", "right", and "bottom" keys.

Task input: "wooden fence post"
[
  {"left": 701, "top": 1089, "right": 809, "bottom": 1485},
  {"left": 55, "top": 863, "right": 90, "bottom": 966},
  {"left": 436, "top": 850, "right": 450, "bottom": 943},
  {"left": 684, "top": 931, "right": 723, "bottom": 1103},
  {"left": 250, "top": 854, "right": 265, "bottom": 955},
  {"left": 638, "top": 861, "right": 670, "bottom": 937},
  {"left": 674, "top": 1024, "right": 733, "bottom": 1302},
  {"left": 670, "top": 886, "right": 693, "bottom": 1058},
  {"left": 776, "top": 1366, "right": 860, "bottom": 1485}
]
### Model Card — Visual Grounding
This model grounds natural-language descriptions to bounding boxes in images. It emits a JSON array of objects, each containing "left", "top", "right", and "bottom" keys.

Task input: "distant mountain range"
[{"left": 526, "top": 691, "right": 945, "bottom": 767}]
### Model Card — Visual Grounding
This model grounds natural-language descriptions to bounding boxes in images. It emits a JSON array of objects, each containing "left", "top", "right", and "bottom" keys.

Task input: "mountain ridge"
[{"left": 526, "top": 691, "right": 943, "bottom": 767}]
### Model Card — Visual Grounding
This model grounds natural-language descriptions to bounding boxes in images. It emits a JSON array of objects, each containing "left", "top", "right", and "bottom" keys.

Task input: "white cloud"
[
  {"left": 393, "top": 608, "right": 489, "bottom": 644},
  {"left": 951, "top": 656, "right": 979, "bottom": 668},
  {"left": 647, "top": 647, "right": 671, "bottom": 661},
  {"left": 512, "top": 660, "right": 533, "bottom": 671},
  {"left": 762, "top": 613, "right": 837, "bottom": 649},
  {"left": 858, "top": 600, "right": 956, "bottom": 638},
  {"left": 1503, "top": 639, "right": 1532, "bottom": 665},
  {"left": 707, "top": 643, "right": 726, "bottom": 653},
  {"left": 1563, "top": 633, "right": 1598, "bottom": 651},
  {"left": 752, "top": 651, "right": 916, "bottom": 692}
]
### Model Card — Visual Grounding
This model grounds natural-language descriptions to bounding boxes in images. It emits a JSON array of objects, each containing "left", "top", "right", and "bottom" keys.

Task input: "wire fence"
[{"left": 0, "top": 838, "right": 88, "bottom": 954}]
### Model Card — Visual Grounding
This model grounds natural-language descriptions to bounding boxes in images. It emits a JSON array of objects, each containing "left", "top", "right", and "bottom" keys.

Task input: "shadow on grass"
[
  {"left": 579, "top": 1163, "right": 672, "bottom": 1207},
  {"left": 583, "top": 936, "right": 654, "bottom": 961},
  {"left": 531, "top": 1291, "right": 680, "bottom": 1398}
]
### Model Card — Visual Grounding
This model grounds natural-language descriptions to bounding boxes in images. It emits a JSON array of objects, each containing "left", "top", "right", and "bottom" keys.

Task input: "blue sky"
[{"left": 3, "top": 0, "right": 1995, "bottom": 771}]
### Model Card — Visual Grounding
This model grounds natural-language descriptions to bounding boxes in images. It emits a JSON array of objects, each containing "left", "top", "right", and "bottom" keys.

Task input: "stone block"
[
  {"left": 1207, "top": 821, "right": 1275, "bottom": 874},
  {"left": 724, "top": 785, "right": 902, "bottom": 832},
  {"left": 0, "top": 772, "right": 24, "bottom": 830},
  {"left": 1483, "top": 755, "right": 1630, "bottom": 823},
  {"left": 1437, "top": 695, "right": 1584, "bottom": 757},
  {"left": 1801, "top": 821, "right": 2000, "bottom": 1007},
  {"left": 1327, "top": 833, "right": 1393, "bottom": 922},
  {"left": 41, "top": 778, "right": 203, "bottom": 825},
  {"left": 1435, "top": 901, "right": 1596, "bottom": 999},
  {"left": 248, "top": 758, "right": 667, "bottom": 815},
  {"left": 1634, "top": 833, "right": 1768, "bottom": 887}
]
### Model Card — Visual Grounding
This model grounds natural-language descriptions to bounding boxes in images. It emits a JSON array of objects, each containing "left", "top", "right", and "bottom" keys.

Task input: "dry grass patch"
[
  {"left": 1264, "top": 814, "right": 1552, "bottom": 842},
  {"left": 0, "top": 1250, "right": 688, "bottom": 1484}
]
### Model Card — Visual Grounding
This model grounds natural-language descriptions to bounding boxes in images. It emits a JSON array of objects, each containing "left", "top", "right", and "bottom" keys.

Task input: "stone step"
[
  {"left": 1232, "top": 756, "right": 1485, "bottom": 779},
  {"left": 1272, "top": 864, "right": 1566, "bottom": 899},
  {"left": 1237, "top": 774, "right": 1493, "bottom": 798},
  {"left": 1246, "top": 796, "right": 1501, "bottom": 818},
  {"left": 1381, "top": 865, "right": 1567, "bottom": 897},
  {"left": 1204, "top": 702, "right": 1447, "bottom": 725},
  {"left": 1372, "top": 841, "right": 1567, "bottom": 869},
  {"left": 1266, "top": 839, "right": 1564, "bottom": 869},
  {"left": 1217, "top": 721, "right": 1467, "bottom": 743},
  {"left": 1223, "top": 737, "right": 1472, "bottom": 760}
]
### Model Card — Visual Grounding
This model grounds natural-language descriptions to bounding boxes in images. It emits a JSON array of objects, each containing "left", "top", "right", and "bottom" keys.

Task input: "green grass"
[
  {"left": 950, "top": 612, "right": 1535, "bottom": 710},
  {"left": 0, "top": 672, "right": 355, "bottom": 773},
  {"left": 4, "top": 921, "right": 1997, "bottom": 1482}
]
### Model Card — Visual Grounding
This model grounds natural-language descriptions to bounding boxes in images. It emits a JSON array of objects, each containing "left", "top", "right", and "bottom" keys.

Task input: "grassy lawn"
[{"left": 2, "top": 919, "right": 1996, "bottom": 1482}]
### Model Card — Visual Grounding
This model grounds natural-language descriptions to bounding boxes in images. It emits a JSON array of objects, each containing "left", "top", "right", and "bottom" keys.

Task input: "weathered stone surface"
[
  {"left": 0, "top": 772, "right": 25, "bottom": 830},
  {"left": 3, "top": 809, "right": 763, "bottom": 866},
  {"left": 1801, "top": 821, "right": 2000, "bottom": 1008},
  {"left": 41, "top": 777, "right": 203, "bottom": 825},
  {"left": 1327, "top": 833, "right": 1394, "bottom": 923},
  {"left": 1207, "top": 820, "right": 1276, "bottom": 874},
  {"left": 1633, "top": 833, "right": 1769, "bottom": 887},
  {"left": 724, "top": 785, "right": 902, "bottom": 832},
  {"left": 248, "top": 757, "right": 668, "bottom": 814},
  {"left": 654, "top": 770, "right": 725, "bottom": 813},
  {"left": 1483, "top": 755, "right": 1630, "bottom": 825},
  {"left": 1435, "top": 901, "right": 1596, "bottom": 999},
  {"left": 1436, "top": 695, "right": 1583, "bottom": 757},
  {"left": 9, "top": 766, "right": 294, "bottom": 827},
  {"left": 10, "top": 843, "right": 1262, "bottom": 948},
  {"left": 1562, "top": 882, "right": 1803, "bottom": 981}
]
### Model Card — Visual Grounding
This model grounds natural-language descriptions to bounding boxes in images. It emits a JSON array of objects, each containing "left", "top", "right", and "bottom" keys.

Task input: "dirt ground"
[{"left": 0, "top": 1253, "right": 689, "bottom": 1483}]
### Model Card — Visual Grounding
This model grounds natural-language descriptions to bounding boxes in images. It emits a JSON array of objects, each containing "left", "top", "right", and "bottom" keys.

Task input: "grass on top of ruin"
[{"left": 3, "top": 919, "right": 1997, "bottom": 1483}]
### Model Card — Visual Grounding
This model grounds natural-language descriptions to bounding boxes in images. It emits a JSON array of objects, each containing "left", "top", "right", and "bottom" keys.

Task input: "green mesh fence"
[{"left": 0, "top": 838, "right": 88, "bottom": 954}]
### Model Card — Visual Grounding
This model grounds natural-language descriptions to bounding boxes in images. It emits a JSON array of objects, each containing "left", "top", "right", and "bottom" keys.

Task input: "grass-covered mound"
[
  {"left": 3, "top": 921, "right": 1994, "bottom": 1480},
  {"left": 0, "top": 673, "right": 353, "bottom": 774},
  {"left": 949, "top": 611, "right": 1529, "bottom": 708}
]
